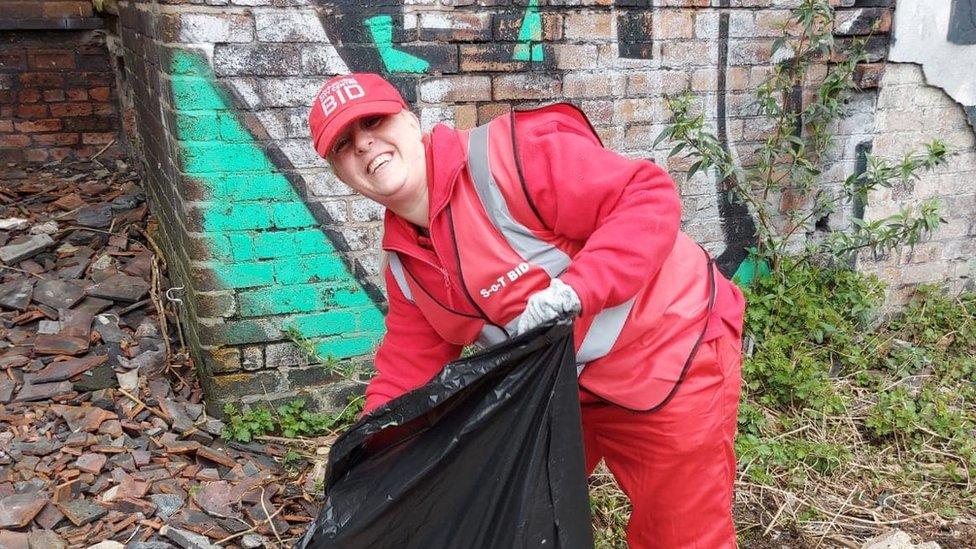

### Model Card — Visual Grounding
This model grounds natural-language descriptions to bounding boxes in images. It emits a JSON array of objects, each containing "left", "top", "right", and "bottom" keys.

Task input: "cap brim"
[{"left": 313, "top": 100, "right": 405, "bottom": 158}]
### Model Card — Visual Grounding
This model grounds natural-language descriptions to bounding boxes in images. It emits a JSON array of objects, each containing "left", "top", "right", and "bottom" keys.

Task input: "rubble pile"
[{"left": 0, "top": 161, "right": 325, "bottom": 548}]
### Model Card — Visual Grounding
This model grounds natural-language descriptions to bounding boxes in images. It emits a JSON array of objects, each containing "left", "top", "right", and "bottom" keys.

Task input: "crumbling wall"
[
  {"left": 103, "top": 0, "right": 975, "bottom": 411},
  {"left": 0, "top": 1, "right": 125, "bottom": 164},
  {"left": 857, "top": 0, "right": 976, "bottom": 304}
]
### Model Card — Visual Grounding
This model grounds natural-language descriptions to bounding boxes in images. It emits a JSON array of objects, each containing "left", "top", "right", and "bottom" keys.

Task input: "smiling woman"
[
  {"left": 306, "top": 72, "right": 747, "bottom": 548},
  {"left": 327, "top": 112, "right": 428, "bottom": 227}
]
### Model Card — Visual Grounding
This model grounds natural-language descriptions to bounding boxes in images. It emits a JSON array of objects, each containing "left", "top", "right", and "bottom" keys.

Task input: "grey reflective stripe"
[
  {"left": 576, "top": 297, "right": 635, "bottom": 364},
  {"left": 464, "top": 122, "right": 636, "bottom": 367},
  {"left": 468, "top": 124, "right": 571, "bottom": 278},
  {"left": 387, "top": 253, "right": 413, "bottom": 303}
]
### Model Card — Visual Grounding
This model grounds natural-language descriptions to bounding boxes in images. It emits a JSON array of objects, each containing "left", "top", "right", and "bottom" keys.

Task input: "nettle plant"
[{"left": 658, "top": 0, "right": 948, "bottom": 275}]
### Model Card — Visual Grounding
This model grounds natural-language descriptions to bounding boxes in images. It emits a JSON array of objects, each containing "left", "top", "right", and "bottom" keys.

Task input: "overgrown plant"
[
  {"left": 657, "top": 0, "right": 948, "bottom": 273},
  {"left": 222, "top": 395, "right": 365, "bottom": 443},
  {"left": 282, "top": 324, "right": 367, "bottom": 384}
]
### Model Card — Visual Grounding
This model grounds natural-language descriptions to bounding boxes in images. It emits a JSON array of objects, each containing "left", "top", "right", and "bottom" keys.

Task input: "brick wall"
[
  {"left": 859, "top": 63, "right": 976, "bottom": 306},
  {"left": 0, "top": 1, "right": 124, "bottom": 164},
  {"left": 106, "top": 0, "right": 975, "bottom": 413}
]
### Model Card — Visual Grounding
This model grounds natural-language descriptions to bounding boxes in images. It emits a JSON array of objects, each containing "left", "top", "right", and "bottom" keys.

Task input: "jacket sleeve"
[
  {"left": 363, "top": 267, "right": 463, "bottom": 414},
  {"left": 519, "top": 123, "right": 682, "bottom": 316}
]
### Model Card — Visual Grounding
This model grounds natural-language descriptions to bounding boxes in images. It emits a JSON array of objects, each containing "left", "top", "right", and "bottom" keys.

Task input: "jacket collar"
[{"left": 382, "top": 123, "right": 467, "bottom": 251}]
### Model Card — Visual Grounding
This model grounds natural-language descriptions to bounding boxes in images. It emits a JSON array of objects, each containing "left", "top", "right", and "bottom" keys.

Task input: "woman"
[{"left": 308, "top": 72, "right": 746, "bottom": 548}]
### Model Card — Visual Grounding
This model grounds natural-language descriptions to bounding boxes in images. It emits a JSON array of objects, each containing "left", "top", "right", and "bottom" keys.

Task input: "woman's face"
[{"left": 328, "top": 111, "right": 426, "bottom": 206}]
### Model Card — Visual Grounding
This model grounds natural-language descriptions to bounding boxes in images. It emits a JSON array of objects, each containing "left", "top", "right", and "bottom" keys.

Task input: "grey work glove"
[{"left": 516, "top": 278, "right": 582, "bottom": 335}]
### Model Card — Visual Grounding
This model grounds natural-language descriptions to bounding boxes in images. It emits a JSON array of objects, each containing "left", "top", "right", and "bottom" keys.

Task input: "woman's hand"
[{"left": 516, "top": 279, "right": 581, "bottom": 334}]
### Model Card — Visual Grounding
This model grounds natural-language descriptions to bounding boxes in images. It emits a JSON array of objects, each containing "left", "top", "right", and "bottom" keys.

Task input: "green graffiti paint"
[
  {"left": 513, "top": 0, "right": 544, "bottom": 62},
  {"left": 365, "top": 15, "right": 430, "bottom": 73},
  {"left": 732, "top": 255, "right": 771, "bottom": 287},
  {"left": 168, "top": 50, "right": 384, "bottom": 360}
]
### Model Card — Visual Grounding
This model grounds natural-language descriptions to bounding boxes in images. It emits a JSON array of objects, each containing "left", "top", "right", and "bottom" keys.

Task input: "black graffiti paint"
[
  {"left": 715, "top": 1, "right": 759, "bottom": 277},
  {"left": 948, "top": 0, "right": 976, "bottom": 45},
  {"left": 616, "top": 0, "right": 655, "bottom": 59},
  {"left": 315, "top": 0, "right": 757, "bottom": 276}
]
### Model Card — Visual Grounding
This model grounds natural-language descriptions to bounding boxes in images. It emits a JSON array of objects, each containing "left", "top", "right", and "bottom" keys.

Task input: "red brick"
[
  {"left": 0, "top": 120, "right": 13, "bottom": 132},
  {"left": 0, "top": 51, "right": 27, "bottom": 71},
  {"left": 42, "top": 1, "right": 93, "bottom": 18},
  {"left": 477, "top": 103, "right": 511, "bottom": 125},
  {"left": 0, "top": 91, "right": 13, "bottom": 105},
  {"left": 19, "top": 72, "right": 64, "bottom": 88},
  {"left": 492, "top": 74, "right": 561, "bottom": 101},
  {"left": 48, "top": 147, "right": 74, "bottom": 161},
  {"left": 33, "top": 132, "right": 79, "bottom": 146},
  {"left": 564, "top": 13, "right": 614, "bottom": 40},
  {"left": 14, "top": 119, "right": 62, "bottom": 132},
  {"left": 49, "top": 103, "right": 93, "bottom": 117},
  {"left": 0, "top": 1, "right": 44, "bottom": 19},
  {"left": 459, "top": 45, "right": 531, "bottom": 72},
  {"left": 66, "top": 89, "right": 89, "bottom": 101},
  {"left": 0, "top": 134, "right": 31, "bottom": 148},
  {"left": 82, "top": 132, "right": 116, "bottom": 145},
  {"left": 855, "top": 63, "right": 885, "bottom": 89},
  {"left": 88, "top": 87, "right": 111, "bottom": 102},
  {"left": 419, "top": 76, "right": 492, "bottom": 103},
  {"left": 15, "top": 104, "right": 48, "bottom": 119},
  {"left": 92, "top": 104, "right": 115, "bottom": 116},
  {"left": 43, "top": 90, "right": 66, "bottom": 102},
  {"left": 29, "top": 51, "right": 76, "bottom": 70},
  {"left": 0, "top": 148, "right": 25, "bottom": 162},
  {"left": 19, "top": 89, "right": 41, "bottom": 103},
  {"left": 25, "top": 149, "right": 49, "bottom": 162}
]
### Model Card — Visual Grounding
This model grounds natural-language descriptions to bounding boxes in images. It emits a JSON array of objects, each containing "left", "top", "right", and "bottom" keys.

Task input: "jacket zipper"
[
  {"left": 446, "top": 205, "right": 507, "bottom": 335},
  {"left": 384, "top": 244, "right": 451, "bottom": 289}
]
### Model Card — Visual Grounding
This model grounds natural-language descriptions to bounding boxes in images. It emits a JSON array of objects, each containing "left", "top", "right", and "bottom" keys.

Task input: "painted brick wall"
[
  {"left": 859, "top": 63, "right": 976, "bottom": 306},
  {"left": 0, "top": 1, "right": 125, "bottom": 164},
  {"left": 105, "top": 0, "right": 975, "bottom": 412}
]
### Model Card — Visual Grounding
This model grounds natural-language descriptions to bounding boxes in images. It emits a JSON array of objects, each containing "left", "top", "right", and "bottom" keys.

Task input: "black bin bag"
[{"left": 300, "top": 321, "right": 594, "bottom": 549}]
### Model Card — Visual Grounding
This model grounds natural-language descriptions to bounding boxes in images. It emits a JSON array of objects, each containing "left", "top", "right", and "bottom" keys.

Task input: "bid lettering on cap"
[{"left": 318, "top": 77, "right": 366, "bottom": 117}]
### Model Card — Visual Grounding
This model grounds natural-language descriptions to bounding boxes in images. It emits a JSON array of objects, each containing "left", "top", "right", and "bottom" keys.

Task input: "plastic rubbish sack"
[{"left": 300, "top": 321, "right": 594, "bottom": 549}]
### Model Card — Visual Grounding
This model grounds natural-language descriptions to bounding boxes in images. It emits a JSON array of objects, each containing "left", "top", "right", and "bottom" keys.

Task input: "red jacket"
[{"left": 365, "top": 104, "right": 744, "bottom": 413}]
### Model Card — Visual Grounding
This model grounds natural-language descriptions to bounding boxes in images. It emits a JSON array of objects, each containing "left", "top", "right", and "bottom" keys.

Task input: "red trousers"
[{"left": 581, "top": 331, "right": 743, "bottom": 548}]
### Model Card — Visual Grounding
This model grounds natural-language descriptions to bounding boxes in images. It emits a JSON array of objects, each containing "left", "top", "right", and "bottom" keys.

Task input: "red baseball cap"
[{"left": 308, "top": 73, "right": 408, "bottom": 159}]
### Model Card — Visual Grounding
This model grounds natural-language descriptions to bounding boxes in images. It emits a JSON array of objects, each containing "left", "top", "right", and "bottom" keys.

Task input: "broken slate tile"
[
  {"left": 71, "top": 297, "right": 112, "bottom": 315},
  {"left": 34, "top": 502, "right": 65, "bottom": 529},
  {"left": 0, "top": 492, "right": 48, "bottom": 528},
  {"left": 75, "top": 204, "right": 114, "bottom": 229},
  {"left": 93, "top": 314, "right": 127, "bottom": 343},
  {"left": 52, "top": 404, "right": 116, "bottom": 432},
  {"left": 0, "top": 279, "right": 34, "bottom": 311},
  {"left": 0, "top": 380, "right": 14, "bottom": 403},
  {"left": 31, "top": 334, "right": 88, "bottom": 356},
  {"left": 26, "top": 529, "right": 66, "bottom": 549},
  {"left": 0, "top": 234, "right": 55, "bottom": 264},
  {"left": 160, "top": 525, "right": 221, "bottom": 549},
  {"left": 0, "top": 530, "right": 28, "bottom": 549},
  {"left": 32, "top": 279, "right": 86, "bottom": 310},
  {"left": 87, "top": 273, "right": 149, "bottom": 303},
  {"left": 13, "top": 381, "right": 73, "bottom": 402},
  {"left": 149, "top": 494, "right": 184, "bottom": 519},
  {"left": 75, "top": 453, "right": 107, "bottom": 474},
  {"left": 56, "top": 255, "right": 90, "bottom": 280},
  {"left": 22, "top": 355, "right": 106, "bottom": 384},
  {"left": 56, "top": 498, "right": 107, "bottom": 526},
  {"left": 72, "top": 362, "right": 117, "bottom": 392},
  {"left": 52, "top": 193, "right": 85, "bottom": 211},
  {"left": 37, "top": 320, "right": 60, "bottom": 334},
  {"left": 59, "top": 309, "right": 93, "bottom": 339},
  {"left": 196, "top": 447, "right": 237, "bottom": 469}
]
